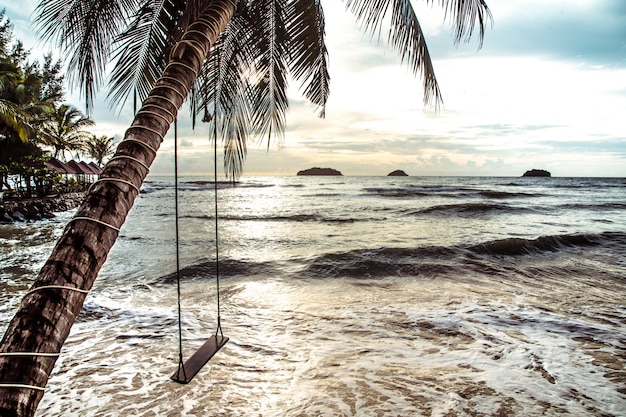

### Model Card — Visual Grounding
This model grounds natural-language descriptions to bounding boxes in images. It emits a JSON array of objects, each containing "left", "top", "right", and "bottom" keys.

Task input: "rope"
[
  {"left": 0, "top": 384, "right": 46, "bottom": 392},
  {"left": 122, "top": 138, "right": 158, "bottom": 155},
  {"left": 185, "top": 30, "right": 212, "bottom": 45},
  {"left": 159, "top": 76, "right": 190, "bottom": 92},
  {"left": 173, "top": 118, "right": 187, "bottom": 382},
  {"left": 0, "top": 352, "right": 59, "bottom": 358},
  {"left": 136, "top": 109, "right": 172, "bottom": 125},
  {"left": 165, "top": 61, "right": 198, "bottom": 81},
  {"left": 143, "top": 95, "right": 179, "bottom": 114},
  {"left": 212, "top": 53, "right": 224, "bottom": 339},
  {"left": 153, "top": 84, "right": 186, "bottom": 103},
  {"left": 90, "top": 178, "right": 141, "bottom": 194},
  {"left": 141, "top": 103, "right": 176, "bottom": 122},
  {"left": 171, "top": 39, "right": 206, "bottom": 61},
  {"left": 126, "top": 126, "right": 165, "bottom": 144},
  {"left": 70, "top": 217, "right": 120, "bottom": 232},
  {"left": 26, "top": 285, "right": 89, "bottom": 296},
  {"left": 108, "top": 155, "right": 151, "bottom": 172}
]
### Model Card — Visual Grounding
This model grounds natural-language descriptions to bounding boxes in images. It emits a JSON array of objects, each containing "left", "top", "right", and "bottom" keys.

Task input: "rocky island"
[
  {"left": 522, "top": 169, "right": 551, "bottom": 177},
  {"left": 387, "top": 170, "right": 408, "bottom": 176},
  {"left": 297, "top": 167, "right": 343, "bottom": 176}
]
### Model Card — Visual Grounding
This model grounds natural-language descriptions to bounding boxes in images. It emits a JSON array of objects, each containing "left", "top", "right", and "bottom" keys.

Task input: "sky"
[{"left": 4, "top": 0, "right": 626, "bottom": 177}]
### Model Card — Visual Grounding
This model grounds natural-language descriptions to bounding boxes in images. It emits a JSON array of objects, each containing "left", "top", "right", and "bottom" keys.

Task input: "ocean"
[{"left": 1, "top": 175, "right": 625, "bottom": 416}]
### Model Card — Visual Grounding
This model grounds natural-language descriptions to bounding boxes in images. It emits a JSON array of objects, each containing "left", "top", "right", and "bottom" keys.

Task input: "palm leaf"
[
  {"left": 343, "top": 0, "right": 491, "bottom": 107},
  {"left": 108, "top": 0, "right": 180, "bottom": 111},
  {"left": 34, "top": 0, "right": 138, "bottom": 113},
  {"left": 287, "top": 0, "right": 330, "bottom": 118},
  {"left": 248, "top": 0, "right": 290, "bottom": 146},
  {"left": 0, "top": 99, "right": 31, "bottom": 142},
  {"left": 203, "top": 11, "right": 257, "bottom": 178},
  {"left": 437, "top": 0, "right": 492, "bottom": 46}
]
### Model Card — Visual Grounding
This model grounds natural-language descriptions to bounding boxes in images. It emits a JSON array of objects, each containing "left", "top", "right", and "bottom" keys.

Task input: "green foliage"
[
  {"left": 39, "top": 103, "right": 94, "bottom": 160},
  {"left": 83, "top": 134, "right": 116, "bottom": 166},
  {"left": 0, "top": 9, "right": 65, "bottom": 147},
  {"left": 0, "top": 10, "right": 106, "bottom": 174}
]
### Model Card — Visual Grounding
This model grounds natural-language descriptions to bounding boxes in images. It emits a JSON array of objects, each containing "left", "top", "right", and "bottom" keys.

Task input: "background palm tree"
[
  {"left": 0, "top": 1, "right": 491, "bottom": 415},
  {"left": 39, "top": 103, "right": 95, "bottom": 161},
  {"left": 83, "top": 134, "right": 116, "bottom": 166},
  {"left": 0, "top": 11, "right": 64, "bottom": 192}
]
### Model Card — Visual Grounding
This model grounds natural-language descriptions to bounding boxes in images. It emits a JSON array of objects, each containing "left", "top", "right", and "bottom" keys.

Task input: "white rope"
[
  {"left": 136, "top": 109, "right": 172, "bottom": 125},
  {"left": 92, "top": 178, "right": 141, "bottom": 194},
  {"left": 165, "top": 61, "right": 198, "bottom": 81},
  {"left": 185, "top": 29, "right": 212, "bottom": 45},
  {"left": 26, "top": 285, "right": 89, "bottom": 296},
  {"left": 126, "top": 125, "right": 165, "bottom": 143},
  {"left": 193, "top": 17, "right": 220, "bottom": 33},
  {"left": 143, "top": 95, "right": 179, "bottom": 113},
  {"left": 141, "top": 103, "right": 176, "bottom": 122},
  {"left": 171, "top": 39, "right": 206, "bottom": 60},
  {"left": 0, "top": 383, "right": 46, "bottom": 392},
  {"left": 153, "top": 83, "right": 186, "bottom": 103},
  {"left": 122, "top": 138, "right": 158, "bottom": 155},
  {"left": 70, "top": 217, "right": 121, "bottom": 232},
  {"left": 159, "top": 76, "right": 188, "bottom": 91},
  {"left": 0, "top": 352, "right": 59, "bottom": 358},
  {"left": 108, "top": 155, "right": 150, "bottom": 172}
]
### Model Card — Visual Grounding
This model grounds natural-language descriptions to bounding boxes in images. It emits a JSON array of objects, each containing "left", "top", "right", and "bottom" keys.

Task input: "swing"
[{"left": 170, "top": 115, "right": 228, "bottom": 384}]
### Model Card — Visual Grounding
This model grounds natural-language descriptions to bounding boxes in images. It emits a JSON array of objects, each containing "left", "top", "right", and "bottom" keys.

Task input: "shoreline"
[{"left": 0, "top": 192, "right": 84, "bottom": 222}]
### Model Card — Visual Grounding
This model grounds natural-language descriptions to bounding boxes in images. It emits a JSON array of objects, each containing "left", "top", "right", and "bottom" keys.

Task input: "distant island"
[
  {"left": 387, "top": 170, "right": 408, "bottom": 176},
  {"left": 297, "top": 167, "right": 343, "bottom": 176},
  {"left": 523, "top": 169, "right": 551, "bottom": 177}
]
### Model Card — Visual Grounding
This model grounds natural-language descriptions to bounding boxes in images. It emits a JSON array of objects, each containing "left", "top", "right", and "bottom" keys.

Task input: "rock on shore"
[{"left": 0, "top": 192, "right": 85, "bottom": 223}]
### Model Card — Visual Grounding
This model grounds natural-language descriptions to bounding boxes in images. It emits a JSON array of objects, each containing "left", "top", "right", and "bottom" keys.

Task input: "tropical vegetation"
[
  {"left": 0, "top": 10, "right": 114, "bottom": 198},
  {"left": 0, "top": 0, "right": 492, "bottom": 416}
]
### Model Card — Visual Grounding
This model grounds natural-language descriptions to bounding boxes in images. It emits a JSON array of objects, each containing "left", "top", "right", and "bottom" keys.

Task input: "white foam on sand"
[{"left": 34, "top": 276, "right": 625, "bottom": 416}]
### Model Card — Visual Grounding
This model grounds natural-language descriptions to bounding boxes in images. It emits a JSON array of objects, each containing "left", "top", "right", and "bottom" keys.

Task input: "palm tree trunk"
[{"left": 0, "top": 1, "right": 236, "bottom": 416}]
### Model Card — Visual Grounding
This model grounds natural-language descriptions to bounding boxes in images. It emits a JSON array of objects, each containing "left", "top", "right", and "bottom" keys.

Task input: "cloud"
[{"left": 5, "top": 0, "right": 626, "bottom": 177}]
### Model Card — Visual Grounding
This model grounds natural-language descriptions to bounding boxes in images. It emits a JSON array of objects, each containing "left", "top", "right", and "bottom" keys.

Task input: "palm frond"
[
  {"left": 248, "top": 0, "right": 290, "bottom": 146},
  {"left": 34, "top": 0, "right": 138, "bottom": 113},
  {"left": 389, "top": 0, "right": 441, "bottom": 107},
  {"left": 287, "top": 0, "right": 330, "bottom": 118},
  {"left": 344, "top": 0, "right": 440, "bottom": 106},
  {"left": 435, "top": 0, "right": 492, "bottom": 46},
  {"left": 202, "top": 10, "right": 257, "bottom": 178},
  {"left": 343, "top": 0, "right": 491, "bottom": 107},
  {"left": 108, "top": 0, "right": 180, "bottom": 111},
  {"left": 0, "top": 99, "right": 31, "bottom": 142}
]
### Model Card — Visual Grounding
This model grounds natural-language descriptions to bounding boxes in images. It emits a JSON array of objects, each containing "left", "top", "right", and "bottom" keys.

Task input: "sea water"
[{"left": 1, "top": 176, "right": 625, "bottom": 416}]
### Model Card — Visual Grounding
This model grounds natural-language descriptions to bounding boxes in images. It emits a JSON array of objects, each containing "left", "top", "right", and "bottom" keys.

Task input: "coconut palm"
[
  {"left": 84, "top": 134, "right": 117, "bottom": 166},
  {"left": 39, "top": 103, "right": 95, "bottom": 161},
  {"left": 0, "top": 0, "right": 491, "bottom": 415}
]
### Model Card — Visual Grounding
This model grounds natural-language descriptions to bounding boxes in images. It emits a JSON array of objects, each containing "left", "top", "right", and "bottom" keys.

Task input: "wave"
[
  {"left": 364, "top": 186, "right": 544, "bottom": 200},
  {"left": 410, "top": 203, "right": 532, "bottom": 216},
  {"left": 478, "top": 190, "right": 539, "bottom": 199},
  {"left": 467, "top": 233, "right": 607, "bottom": 256},
  {"left": 180, "top": 213, "right": 369, "bottom": 224},
  {"left": 156, "top": 258, "right": 280, "bottom": 284},
  {"left": 141, "top": 179, "right": 273, "bottom": 193},
  {"left": 153, "top": 232, "right": 626, "bottom": 283},
  {"left": 560, "top": 202, "right": 626, "bottom": 211}
]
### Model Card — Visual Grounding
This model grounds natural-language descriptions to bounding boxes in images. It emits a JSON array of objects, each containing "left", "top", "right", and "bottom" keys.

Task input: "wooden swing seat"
[{"left": 171, "top": 334, "right": 229, "bottom": 384}]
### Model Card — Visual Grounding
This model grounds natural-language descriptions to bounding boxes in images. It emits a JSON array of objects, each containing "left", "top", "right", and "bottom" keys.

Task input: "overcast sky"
[{"left": 5, "top": 0, "right": 626, "bottom": 177}]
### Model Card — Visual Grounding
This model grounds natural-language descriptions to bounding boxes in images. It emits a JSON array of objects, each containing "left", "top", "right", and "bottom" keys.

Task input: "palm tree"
[
  {"left": 84, "top": 134, "right": 116, "bottom": 166},
  {"left": 39, "top": 103, "right": 95, "bottom": 161},
  {"left": 0, "top": 0, "right": 491, "bottom": 415}
]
